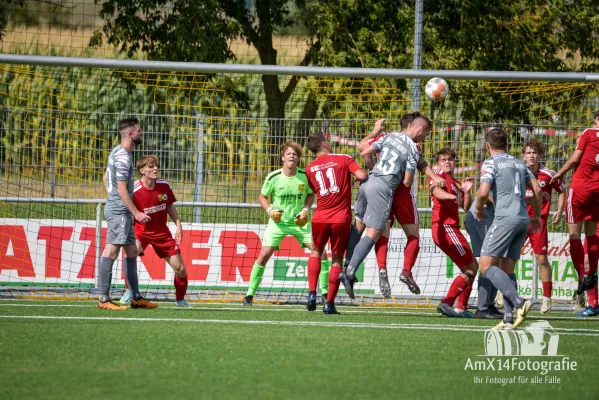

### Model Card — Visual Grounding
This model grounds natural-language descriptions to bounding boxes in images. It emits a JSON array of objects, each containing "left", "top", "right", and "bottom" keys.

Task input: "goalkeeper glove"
[
  {"left": 267, "top": 206, "right": 284, "bottom": 223},
  {"left": 294, "top": 206, "right": 310, "bottom": 227}
]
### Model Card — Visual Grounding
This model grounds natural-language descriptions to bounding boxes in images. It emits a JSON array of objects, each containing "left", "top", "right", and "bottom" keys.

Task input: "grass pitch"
[{"left": 0, "top": 299, "right": 597, "bottom": 400}]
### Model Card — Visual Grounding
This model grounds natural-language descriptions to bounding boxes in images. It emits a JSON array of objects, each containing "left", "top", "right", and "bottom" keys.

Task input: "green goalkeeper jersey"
[{"left": 261, "top": 168, "right": 312, "bottom": 225}]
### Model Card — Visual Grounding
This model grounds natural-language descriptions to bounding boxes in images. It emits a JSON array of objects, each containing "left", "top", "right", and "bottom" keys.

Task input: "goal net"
[{"left": 0, "top": 59, "right": 597, "bottom": 306}]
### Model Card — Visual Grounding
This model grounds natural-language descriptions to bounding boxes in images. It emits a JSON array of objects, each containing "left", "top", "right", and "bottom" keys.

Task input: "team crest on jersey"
[
  {"left": 298, "top": 184, "right": 304, "bottom": 192},
  {"left": 158, "top": 193, "right": 167, "bottom": 201}
]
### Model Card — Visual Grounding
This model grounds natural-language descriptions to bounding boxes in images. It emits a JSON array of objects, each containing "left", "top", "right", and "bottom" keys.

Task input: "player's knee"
[
  {"left": 569, "top": 233, "right": 581, "bottom": 240},
  {"left": 463, "top": 270, "right": 476, "bottom": 283}
]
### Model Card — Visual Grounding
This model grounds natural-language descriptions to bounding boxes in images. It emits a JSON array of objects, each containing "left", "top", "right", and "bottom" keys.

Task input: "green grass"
[{"left": 0, "top": 300, "right": 597, "bottom": 399}]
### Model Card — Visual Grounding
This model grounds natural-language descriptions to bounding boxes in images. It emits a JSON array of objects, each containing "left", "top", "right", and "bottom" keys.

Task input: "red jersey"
[
  {"left": 525, "top": 165, "right": 565, "bottom": 220},
  {"left": 429, "top": 171, "right": 463, "bottom": 226},
  {"left": 571, "top": 128, "right": 599, "bottom": 191},
  {"left": 306, "top": 153, "right": 361, "bottom": 223},
  {"left": 133, "top": 178, "right": 176, "bottom": 234}
]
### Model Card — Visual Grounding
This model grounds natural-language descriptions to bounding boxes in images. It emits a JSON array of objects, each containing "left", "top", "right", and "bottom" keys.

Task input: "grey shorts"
[
  {"left": 464, "top": 212, "right": 490, "bottom": 257},
  {"left": 354, "top": 178, "right": 393, "bottom": 231},
  {"left": 480, "top": 220, "right": 529, "bottom": 260},
  {"left": 105, "top": 214, "right": 136, "bottom": 246}
]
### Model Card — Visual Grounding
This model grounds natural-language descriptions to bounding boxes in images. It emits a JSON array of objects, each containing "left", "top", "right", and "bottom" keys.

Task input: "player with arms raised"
[
  {"left": 552, "top": 111, "right": 599, "bottom": 317},
  {"left": 305, "top": 133, "right": 367, "bottom": 314},
  {"left": 521, "top": 139, "right": 566, "bottom": 314},
  {"left": 354, "top": 114, "right": 444, "bottom": 297},
  {"left": 429, "top": 148, "right": 478, "bottom": 318},
  {"left": 243, "top": 142, "right": 327, "bottom": 306},
  {"left": 118, "top": 155, "right": 190, "bottom": 308},
  {"left": 340, "top": 116, "right": 432, "bottom": 298},
  {"left": 476, "top": 128, "right": 541, "bottom": 330}
]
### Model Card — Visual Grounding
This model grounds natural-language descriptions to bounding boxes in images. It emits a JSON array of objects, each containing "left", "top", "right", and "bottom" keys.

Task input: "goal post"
[{"left": 0, "top": 54, "right": 597, "bottom": 305}]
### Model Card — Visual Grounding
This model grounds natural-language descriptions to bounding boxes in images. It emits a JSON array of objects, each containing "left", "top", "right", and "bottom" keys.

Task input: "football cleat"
[
  {"left": 577, "top": 306, "right": 599, "bottom": 317},
  {"left": 513, "top": 299, "right": 532, "bottom": 329},
  {"left": 338, "top": 271, "right": 355, "bottom": 299},
  {"left": 119, "top": 289, "right": 132, "bottom": 305},
  {"left": 379, "top": 268, "right": 392, "bottom": 298},
  {"left": 437, "top": 302, "right": 460, "bottom": 318},
  {"left": 540, "top": 296, "right": 552, "bottom": 314},
  {"left": 475, "top": 308, "right": 504, "bottom": 320},
  {"left": 323, "top": 302, "right": 341, "bottom": 315},
  {"left": 492, "top": 321, "right": 513, "bottom": 331},
  {"left": 454, "top": 308, "right": 475, "bottom": 318},
  {"left": 345, "top": 263, "right": 360, "bottom": 283},
  {"left": 175, "top": 299, "right": 191, "bottom": 308},
  {"left": 131, "top": 297, "right": 158, "bottom": 309},
  {"left": 399, "top": 270, "right": 420, "bottom": 295},
  {"left": 307, "top": 292, "right": 317, "bottom": 311},
  {"left": 495, "top": 291, "right": 504, "bottom": 309},
  {"left": 242, "top": 295, "right": 253, "bottom": 306},
  {"left": 98, "top": 301, "right": 127, "bottom": 311}
]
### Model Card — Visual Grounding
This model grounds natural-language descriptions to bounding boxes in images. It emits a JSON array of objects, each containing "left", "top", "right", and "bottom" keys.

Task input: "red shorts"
[
  {"left": 389, "top": 184, "right": 419, "bottom": 225},
  {"left": 566, "top": 187, "right": 599, "bottom": 224},
  {"left": 432, "top": 223, "right": 474, "bottom": 268},
  {"left": 136, "top": 230, "right": 181, "bottom": 259},
  {"left": 527, "top": 218, "right": 548, "bottom": 255},
  {"left": 311, "top": 222, "right": 350, "bottom": 255}
]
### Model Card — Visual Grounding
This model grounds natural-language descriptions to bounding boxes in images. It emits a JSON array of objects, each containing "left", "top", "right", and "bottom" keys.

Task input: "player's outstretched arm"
[
  {"left": 352, "top": 167, "right": 368, "bottom": 182},
  {"left": 422, "top": 164, "right": 445, "bottom": 187},
  {"left": 461, "top": 177, "right": 474, "bottom": 211},
  {"left": 117, "top": 180, "right": 150, "bottom": 223},
  {"left": 552, "top": 149, "right": 583, "bottom": 183},
  {"left": 475, "top": 182, "right": 491, "bottom": 221},
  {"left": 167, "top": 204, "right": 183, "bottom": 245},
  {"left": 103, "top": 171, "right": 108, "bottom": 192},
  {"left": 402, "top": 171, "right": 415, "bottom": 188},
  {"left": 357, "top": 118, "right": 385, "bottom": 153},
  {"left": 430, "top": 186, "right": 456, "bottom": 201},
  {"left": 527, "top": 177, "right": 543, "bottom": 232},
  {"left": 552, "top": 191, "right": 566, "bottom": 225}
]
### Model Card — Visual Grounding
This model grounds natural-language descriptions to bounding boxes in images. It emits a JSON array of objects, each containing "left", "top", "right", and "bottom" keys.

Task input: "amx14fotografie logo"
[{"left": 465, "top": 321, "right": 577, "bottom": 385}]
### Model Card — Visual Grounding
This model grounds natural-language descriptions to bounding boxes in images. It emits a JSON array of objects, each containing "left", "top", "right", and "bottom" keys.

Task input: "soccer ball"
[{"left": 425, "top": 77, "right": 449, "bottom": 102}]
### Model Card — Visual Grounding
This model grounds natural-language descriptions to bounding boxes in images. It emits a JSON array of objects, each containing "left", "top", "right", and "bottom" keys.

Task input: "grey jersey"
[
  {"left": 104, "top": 145, "right": 134, "bottom": 216},
  {"left": 480, "top": 154, "right": 533, "bottom": 223},
  {"left": 370, "top": 132, "right": 419, "bottom": 190}
]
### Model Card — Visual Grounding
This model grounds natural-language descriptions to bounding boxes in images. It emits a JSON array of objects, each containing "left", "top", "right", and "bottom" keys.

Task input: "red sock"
[
  {"left": 542, "top": 281, "right": 552, "bottom": 298},
  {"left": 456, "top": 281, "right": 473, "bottom": 311},
  {"left": 442, "top": 275, "right": 468, "bottom": 306},
  {"left": 403, "top": 235, "right": 420, "bottom": 273},
  {"left": 327, "top": 265, "right": 343, "bottom": 303},
  {"left": 375, "top": 236, "right": 389, "bottom": 270},
  {"left": 588, "top": 286, "right": 598, "bottom": 308},
  {"left": 585, "top": 235, "right": 599, "bottom": 275},
  {"left": 174, "top": 275, "right": 188, "bottom": 301},
  {"left": 308, "top": 256, "right": 321, "bottom": 292},
  {"left": 570, "top": 238, "right": 585, "bottom": 279}
]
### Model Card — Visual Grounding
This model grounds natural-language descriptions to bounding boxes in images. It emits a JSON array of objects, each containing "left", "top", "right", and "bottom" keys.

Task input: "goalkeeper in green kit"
[{"left": 243, "top": 141, "right": 329, "bottom": 306}]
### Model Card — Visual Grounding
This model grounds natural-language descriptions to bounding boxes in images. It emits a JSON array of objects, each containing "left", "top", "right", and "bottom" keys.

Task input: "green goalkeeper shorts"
[{"left": 262, "top": 220, "right": 312, "bottom": 250}]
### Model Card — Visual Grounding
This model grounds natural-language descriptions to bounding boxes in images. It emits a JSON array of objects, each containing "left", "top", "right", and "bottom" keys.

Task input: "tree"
[{"left": 90, "top": 0, "right": 322, "bottom": 167}]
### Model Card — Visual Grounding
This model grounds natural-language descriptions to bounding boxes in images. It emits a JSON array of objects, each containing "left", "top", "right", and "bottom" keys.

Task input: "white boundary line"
[
  {"left": 0, "top": 302, "right": 595, "bottom": 321},
  {"left": 1, "top": 315, "right": 598, "bottom": 337}
]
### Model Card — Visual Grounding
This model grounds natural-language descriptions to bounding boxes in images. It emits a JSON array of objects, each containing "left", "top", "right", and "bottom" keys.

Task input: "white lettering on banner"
[{"left": 0, "top": 219, "right": 580, "bottom": 298}]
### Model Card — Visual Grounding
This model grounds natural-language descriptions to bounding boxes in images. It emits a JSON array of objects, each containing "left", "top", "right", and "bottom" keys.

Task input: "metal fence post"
[
  {"left": 49, "top": 89, "right": 58, "bottom": 198},
  {"left": 193, "top": 114, "right": 204, "bottom": 223},
  {"left": 95, "top": 203, "right": 102, "bottom": 284}
]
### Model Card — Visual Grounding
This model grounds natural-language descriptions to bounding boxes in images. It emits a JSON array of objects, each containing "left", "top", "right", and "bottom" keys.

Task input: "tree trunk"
[{"left": 262, "top": 74, "right": 286, "bottom": 169}]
